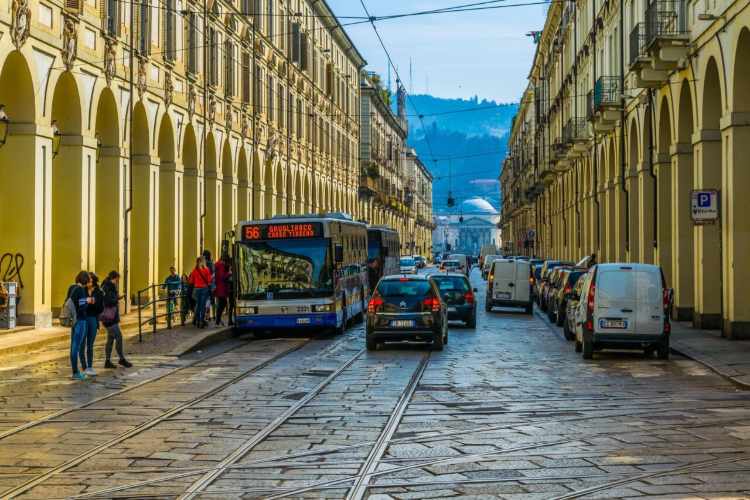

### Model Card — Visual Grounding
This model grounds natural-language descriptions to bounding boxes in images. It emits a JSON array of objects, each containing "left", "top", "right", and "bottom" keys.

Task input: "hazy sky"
[{"left": 325, "top": 0, "right": 549, "bottom": 103}]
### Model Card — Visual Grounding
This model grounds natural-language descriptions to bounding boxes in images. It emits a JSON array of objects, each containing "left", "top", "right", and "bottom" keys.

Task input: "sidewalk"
[
  {"left": 671, "top": 321, "right": 750, "bottom": 388},
  {"left": 0, "top": 307, "right": 234, "bottom": 360}
]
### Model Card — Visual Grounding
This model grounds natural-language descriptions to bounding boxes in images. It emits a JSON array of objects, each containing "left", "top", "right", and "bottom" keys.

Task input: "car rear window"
[
  {"left": 568, "top": 271, "right": 585, "bottom": 285},
  {"left": 597, "top": 269, "right": 636, "bottom": 304},
  {"left": 400, "top": 258, "right": 416, "bottom": 266},
  {"left": 432, "top": 276, "right": 469, "bottom": 292},
  {"left": 377, "top": 280, "right": 431, "bottom": 298}
]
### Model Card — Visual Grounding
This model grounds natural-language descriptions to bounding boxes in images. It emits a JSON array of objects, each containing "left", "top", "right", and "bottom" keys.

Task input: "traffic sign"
[
  {"left": 691, "top": 189, "right": 719, "bottom": 224},
  {"left": 527, "top": 229, "right": 536, "bottom": 240}
]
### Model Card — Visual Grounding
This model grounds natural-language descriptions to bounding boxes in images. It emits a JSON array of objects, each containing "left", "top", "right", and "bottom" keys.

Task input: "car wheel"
[
  {"left": 657, "top": 338, "right": 670, "bottom": 360},
  {"left": 466, "top": 311, "right": 476, "bottom": 328},
  {"left": 582, "top": 336, "right": 594, "bottom": 359},
  {"left": 563, "top": 321, "right": 574, "bottom": 341},
  {"left": 548, "top": 305, "right": 555, "bottom": 322},
  {"left": 336, "top": 305, "right": 347, "bottom": 335},
  {"left": 524, "top": 303, "right": 533, "bottom": 315},
  {"left": 555, "top": 310, "right": 565, "bottom": 327},
  {"left": 366, "top": 336, "right": 378, "bottom": 351},
  {"left": 575, "top": 338, "right": 582, "bottom": 352},
  {"left": 485, "top": 300, "right": 492, "bottom": 313},
  {"left": 432, "top": 330, "right": 444, "bottom": 351}
]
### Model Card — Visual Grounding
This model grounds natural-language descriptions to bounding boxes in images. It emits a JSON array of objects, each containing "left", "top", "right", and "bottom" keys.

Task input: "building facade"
[
  {"left": 358, "top": 73, "right": 411, "bottom": 251},
  {"left": 500, "top": 0, "right": 750, "bottom": 337},
  {"left": 0, "top": 0, "right": 365, "bottom": 326},
  {"left": 403, "top": 147, "right": 433, "bottom": 256},
  {"left": 433, "top": 198, "right": 500, "bottom": 256}
]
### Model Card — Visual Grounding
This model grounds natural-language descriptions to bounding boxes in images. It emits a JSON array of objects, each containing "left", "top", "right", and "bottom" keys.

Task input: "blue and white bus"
[{"left": 233, "top": 214, "right": 369, "bottom": 333}]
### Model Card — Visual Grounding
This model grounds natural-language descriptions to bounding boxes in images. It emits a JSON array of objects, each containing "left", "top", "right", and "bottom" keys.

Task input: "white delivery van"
[
  {"left": 448, "top": 254, "right": 469, "bottom": 276},
  {"left": 573, "top": 263, "right": 672, "bottom": 360},
  {"left": 485, "top": 259, "right": 533, "bottom": 314}
]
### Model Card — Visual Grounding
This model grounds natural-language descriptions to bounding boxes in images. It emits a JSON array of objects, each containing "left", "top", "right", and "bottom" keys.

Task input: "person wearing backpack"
[
  {"left": 214, "top": 254, "right": 232, "bottom": 327},
  {"left": 101, "top": 271, "right": 132, "bottom": 369},
  {"left": 189, "top": 257, "right": 212, "bottom": 329},
  {"left": 68, "top": 271, "right": 92, "bottom": 381}
]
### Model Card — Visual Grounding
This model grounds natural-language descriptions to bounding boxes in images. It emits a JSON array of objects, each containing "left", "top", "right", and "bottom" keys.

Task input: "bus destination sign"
[{"left": 243, "top": 223, "right": 323, "bottom": 240}]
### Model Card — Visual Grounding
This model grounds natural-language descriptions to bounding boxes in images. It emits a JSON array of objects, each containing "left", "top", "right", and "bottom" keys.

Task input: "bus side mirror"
[{"left": 335, "top": 244, "right": 344, "bottom": 263}]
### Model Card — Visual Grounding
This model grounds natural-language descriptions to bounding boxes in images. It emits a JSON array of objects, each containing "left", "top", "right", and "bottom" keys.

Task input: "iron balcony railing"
[
  {"left": 645, "top": 0, "right": 688, "bottom": 47},
  {"left": 629, "top": 23, "right": 649, "bottom": 67},
  {"left": 593, "top": 76, "right": 621, "bottom": 110},
  {"left": 563, "top": 118, "right": 589, "bottom": 143},
  {"left": 586, "top": 90, "right": 595, "bottom": 121}
]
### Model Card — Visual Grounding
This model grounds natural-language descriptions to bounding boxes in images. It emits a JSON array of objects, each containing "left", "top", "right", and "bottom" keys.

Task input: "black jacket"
[
  {"left": 69, "top": 285, "right": 89, "bottom": 320},
  {"left": 89, "top": 286, "right": 104, "bottom": 317},
  {"left": 101, "top": 279, "right": 120, "bottom": 326}
]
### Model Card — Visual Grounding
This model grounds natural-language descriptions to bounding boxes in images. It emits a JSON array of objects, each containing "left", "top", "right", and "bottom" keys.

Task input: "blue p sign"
[{"left": 698, "top": 193, "right": 711, "bottom": 208}]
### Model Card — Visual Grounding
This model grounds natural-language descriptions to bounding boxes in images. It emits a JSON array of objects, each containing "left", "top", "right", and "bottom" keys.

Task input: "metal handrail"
[
  {"left": 136, "top": 281, "right": 189, "bottom": 342},
  {"left": 646, "top": 0, "right": 688, "bottom": 47},
  {"left": 629, "top": 23, "right": 648, "bottom": 67},
  {"left": 593, "top": 76, "right": 621, "bottom": 110}
]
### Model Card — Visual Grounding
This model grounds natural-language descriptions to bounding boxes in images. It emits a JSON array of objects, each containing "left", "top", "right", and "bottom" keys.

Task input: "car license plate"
[
  {"left": 496, "top": 292, "right": 511, "bottom": 299},
  {"left": 447, "top": 307, "right": 457, "bottom": 313},
  {"left": 600, "top": 319, "right": 627, "bottom": 329},
  {"left": 296, "top": 317, "right": 311, "bottom": 325},
  {"left": 390, "top": 320, "right": 415, "bottom": 328}
]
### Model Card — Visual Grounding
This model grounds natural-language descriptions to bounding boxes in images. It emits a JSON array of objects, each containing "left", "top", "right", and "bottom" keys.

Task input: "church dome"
[{"left": 460, "top": 197, "right": 498, "bottom": 214}]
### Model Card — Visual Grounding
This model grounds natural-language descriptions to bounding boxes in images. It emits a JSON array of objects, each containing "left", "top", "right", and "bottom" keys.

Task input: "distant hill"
[{"left": 401, "top": 95, "right": 518, "bottom": 214}]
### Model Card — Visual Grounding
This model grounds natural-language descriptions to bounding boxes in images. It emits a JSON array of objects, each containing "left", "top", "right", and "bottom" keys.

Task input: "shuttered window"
[
  {"left": 291, "top": 22, "right": 301, "bottom": 64},
  {"left": 253, "top": 0, "right": 262, "bottom": 31},
  {"left": 267, "top": 75, "right": 274, "bottom": 122},
  {"left": 253, "top": 66, "right": 262, "bottom": 110},
  {"left": 139, "top": 0, "right": 151, "bottom": 55},
  {"left": 241, "top": 51, "right": 250, "bottom": 104},
  {"left": 164, "top": 0, "right": 176, "bottom": 62},
  {"left": 208, "top": 27, "right": 219, "bottom": 86},
  {"left": 187, "top": 12, "right": 198, "bottom": 74},
  {"left": 300, "top": 32, "right": 309, "bottom": 71},
  {"left": 105, "top": 0, "right": 118, "bottom": 36},
  {"left": 65, "top": 0, "right": 82, "bottom": 14},
  {"left": 224, "top": 40, "right": 235, "bottom": 97}
]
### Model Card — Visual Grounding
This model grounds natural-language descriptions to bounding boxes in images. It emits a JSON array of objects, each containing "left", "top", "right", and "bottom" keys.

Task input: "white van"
[
  {"left": 485, "top": 259, "right": 533, "bottom": 314},
  {"left": 573, "top": 263, "right": 672, "bottom": 360},
  {"left": 448, "top": 254, "right": 469, "bottom": 276}
]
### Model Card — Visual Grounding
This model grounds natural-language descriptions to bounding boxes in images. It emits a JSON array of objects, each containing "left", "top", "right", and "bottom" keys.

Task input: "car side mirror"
[{"left": 335, "top": 244, "right": 344, "bottom": 263}]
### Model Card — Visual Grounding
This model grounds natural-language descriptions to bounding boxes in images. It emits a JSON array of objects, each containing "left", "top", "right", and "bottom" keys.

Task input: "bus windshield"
[{"left": 236, "top": 238, "right": 334, "bottom": 300}]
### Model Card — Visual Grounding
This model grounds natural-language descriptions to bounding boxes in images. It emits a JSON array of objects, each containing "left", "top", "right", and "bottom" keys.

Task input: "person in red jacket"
[
  {"left": 214, "top": 254, "right": 233, "bottom": 326},
  {"left": 188, "top": 257, "right": 212, "bottom": 328}
]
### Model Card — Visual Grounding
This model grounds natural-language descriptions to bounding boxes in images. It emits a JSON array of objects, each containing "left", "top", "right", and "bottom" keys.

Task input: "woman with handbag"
[
  {"left": 189, "top": 257, "right": 212, "bottom": 328},
  {"left": 101, "top": 271, "right": 132, "bottom": 368}
]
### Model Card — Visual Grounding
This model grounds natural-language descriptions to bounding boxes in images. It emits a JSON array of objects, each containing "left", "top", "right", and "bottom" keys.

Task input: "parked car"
[
  {"left": 563, "top": 273, "right": 587, "bottom": 340},
  {"left": 482, "top": 255, "right": 502, "bottom": 280},
  {"left": 549, "top": 268, "right": 586, "bottom": 327},
  {"left": 572, "top": 263, "right": 672, "bottom": 360},
  {"left": 440, "top": 260, "right": 461, "bottom": 273},
  {"left": 431, "top": 273, "right": 477, "bottom": 327},
  {"left": 413, "top": 255, "right": 426, "bottom": 269},
  {"left": 541, "top": 266, "right": 568, "bottom": 312},
  {"left": 538, "top": 260, "right": 571, "bottom": 310},
  {"left": 400, "top": 257, "right": 418, "bottom": 274},
  {"left": 485, "top": 259, "right": 533, "bottom": 314},
  {"left": 530, "top": 264, "right": 543, "bottom": 300},
  {"left": 366, "top": 274, "right": 448, "bottom": 351}
]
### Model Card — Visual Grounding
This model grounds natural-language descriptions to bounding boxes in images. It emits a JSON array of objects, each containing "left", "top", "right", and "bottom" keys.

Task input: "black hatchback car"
[
  {"left": 429, "top": 273, "right": 477, "bottom": 327},
  {"left": 366, "top": 275, "right": 448, "bottom": 351}
]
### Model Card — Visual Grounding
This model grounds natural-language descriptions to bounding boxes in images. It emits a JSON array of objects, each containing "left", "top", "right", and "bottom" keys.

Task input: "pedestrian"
[
  {"left": 182, "top": 273, "right": 195, "bottom": 324},
  {"left": 189, "top": 256, "right": 212, "bottom": 328},
  {"left": 68, "top": 271, "right": 92, "bottom": 381},
  {"left": 214, "top": 254, "right": 232, "bottom": 326},
  {"left": 162, "top": 266, "right": 182, "bottom": 323},
  {"left": 80, "top": 273, "right": 104, "bottom": 376},
  {"left": 101, "top": 271, "right": 132, "bottom": 369},
  {"left": 202, "top": 250, "right": 215, "bottom": 322}
]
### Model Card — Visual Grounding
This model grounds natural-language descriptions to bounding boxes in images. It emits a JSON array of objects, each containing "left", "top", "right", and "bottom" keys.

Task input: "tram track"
[{"left": 0, "top": 338, "right": 312, "bottom": 499}]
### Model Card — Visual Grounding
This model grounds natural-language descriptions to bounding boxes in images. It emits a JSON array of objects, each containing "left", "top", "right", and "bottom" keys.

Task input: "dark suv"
[
  {"left": 430, "top": 273, "right": 477, "bottom": 328},
  {"left": 548, "top": 268, "right": 586, "bottom": 326},
  {"left": 366, "top": 275, "right": 448, "bottom": 351}
]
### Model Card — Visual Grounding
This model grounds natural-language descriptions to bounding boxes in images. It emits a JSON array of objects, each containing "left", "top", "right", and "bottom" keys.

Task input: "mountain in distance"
[{"left": 401, "top": 94, "right": 518, "bottom": 214}]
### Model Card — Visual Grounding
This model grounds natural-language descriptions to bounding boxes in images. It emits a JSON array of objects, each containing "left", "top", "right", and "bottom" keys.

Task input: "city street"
[{"left": 1, "top": 268, "right": 750, "bottom": 499}]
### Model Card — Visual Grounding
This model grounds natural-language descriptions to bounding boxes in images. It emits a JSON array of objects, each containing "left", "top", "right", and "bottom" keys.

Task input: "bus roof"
[
  {"left": 366, "top": 225, "right": 398, "bottom": 234},
  {"left": 239, "top": 214, "right": 367, "bottom": 227}
]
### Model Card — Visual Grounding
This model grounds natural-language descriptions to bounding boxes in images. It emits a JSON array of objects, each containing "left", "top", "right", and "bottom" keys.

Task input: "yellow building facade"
[
  {"left": 404, "top": 147, "right": 433, "bottom": 257},
  {"left": 0, "top": 0, "right": 365, "bottom": 326},
  {"left": 501, "top": 0, "right": 750, "bottom": 337}
]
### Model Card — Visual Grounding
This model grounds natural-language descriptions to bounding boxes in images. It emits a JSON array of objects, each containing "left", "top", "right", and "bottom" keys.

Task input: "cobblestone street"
[{"left": 2, "top": 269, "right": 750, "bottom": 499}]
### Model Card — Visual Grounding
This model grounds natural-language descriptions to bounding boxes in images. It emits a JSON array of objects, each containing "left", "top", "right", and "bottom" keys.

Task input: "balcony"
[
  {"left": 645, "top": 0, "right": 689, "bottom": 70},
  {"left": 590, "top": 77, "right": 621, "bottom": 132},
  {"left": 563, "top": 118, "right": 591, "bottom": 157},
  {"left": 358, "top": 175, "right": 378, "bottom": 197},
  {"left": 629, "top": 23, "right": 650, "bottom": 70},
  {"left": 550, "top": 140, "right": 570, "bottom": 171}
]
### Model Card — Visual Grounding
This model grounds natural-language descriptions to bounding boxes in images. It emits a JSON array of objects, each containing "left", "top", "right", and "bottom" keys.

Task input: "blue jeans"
[
  {"left": 194, "top": 288, "right": 210, "bottom": 325},
  {"left": 79, "top": 316, "right": 99, "bottom": 370},
  {"left": 70, "top": 319, "right": 87, "bottom": 375}
]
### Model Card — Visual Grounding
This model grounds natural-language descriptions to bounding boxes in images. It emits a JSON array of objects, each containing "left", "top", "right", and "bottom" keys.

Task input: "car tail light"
[
  {"left": 564, "top": 285, "right": 572, "bottom": 295},
  {"left": 529, "top": 276, "right": 535, "bottom": 285},
  {"left": 464, "top": 291, "right": 474, "bottom": 304},
  {"left": 368, "top": 293, "right": 384, "bottom": 313},
  {"left": 663, "top": 288, "right": 670, "bottom": 310},
  {"left": 585, "top": 282, "right": 596, "bottom": 331},
  {"left": 423, "top": 296, "right": 441, "bottom": 312}
]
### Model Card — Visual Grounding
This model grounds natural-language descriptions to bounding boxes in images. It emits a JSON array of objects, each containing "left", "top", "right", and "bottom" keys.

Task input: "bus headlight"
[{"left": 312, "top": 303, "right": 334, "bottom": 313}]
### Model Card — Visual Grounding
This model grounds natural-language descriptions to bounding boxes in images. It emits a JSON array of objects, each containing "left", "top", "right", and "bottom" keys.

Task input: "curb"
[{"left": 670, "top": 342, "right": 750, "bottom": 390}]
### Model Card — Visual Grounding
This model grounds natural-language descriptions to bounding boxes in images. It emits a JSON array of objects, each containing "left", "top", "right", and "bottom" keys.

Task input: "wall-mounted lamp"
[
  {"left": 51, "top": 120, "right": 62, "bottom": 158},
  {"left": 0, "top": 105, "right": 9, "bottom": 148},
  {"left": 95, "top": 133, "right": 103, "bottom": 163}
]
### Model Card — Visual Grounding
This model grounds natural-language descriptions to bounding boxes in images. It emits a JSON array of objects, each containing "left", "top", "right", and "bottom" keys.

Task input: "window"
[
  {"left": 267, "top": 0, "right": 274, "bottom": 39},
  {"left": 187, "top": 11, "right": 198, "bottom": 74},
  {"left": 278, "top": 83, "right": 284, "bottom": 128},
  {"left": 296, "top": 98, "right": 303, "bottom": 139},
  {"left": 208, "top": 27, "right": 219, "bottom": 86},
  {"left": 164, "top": 0, "right": 176, "bottom": 62},
  {"left": 300, "top": 32, "right": 309, "bottom": 71},
  {"left": 253, "top": 0, "right": 262, "bottom": 30},
  {"left": 267, "top": 75, "right": 274, "bottom": 122},
  {"left": 254, "top": 65, "right": 262, "bottom": 110},
  {"left": 241, "top": 51, "right": 251, "bottom": 104},
  {"left": 138, "top": 0, "right": 150, "bottom": 55},
  {"left": 291, "top": 22, "right": 301, "bottom": 64},
  {"left": 105, "top": 0, "right": 119, "bottom": 37},
  {"left": 224, "top": 40, "right": 235, "bottom": 97}
]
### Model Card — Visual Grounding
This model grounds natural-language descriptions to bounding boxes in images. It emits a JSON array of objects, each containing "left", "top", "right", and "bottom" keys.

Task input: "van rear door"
[
  {"left": 635, "top": 268, "right": 663, "bottom": 335},
  {"left": 515, "top": 261, "right": 531, "bottom": 303},
  {"left": 492, "top": 261, "right": 516, "bottom": 301},
  {"left": 594, "top": 266, "right": 636, "bottom": 334}
]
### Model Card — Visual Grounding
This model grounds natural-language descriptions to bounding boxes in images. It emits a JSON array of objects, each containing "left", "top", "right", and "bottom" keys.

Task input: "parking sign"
[{"left": 691, "top": 189, "right": 719, "bottom": 224}]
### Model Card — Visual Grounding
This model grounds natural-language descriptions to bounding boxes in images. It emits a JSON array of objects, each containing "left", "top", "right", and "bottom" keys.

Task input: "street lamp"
[
  {"left": 0, "top": 105, "right": 9, "bottom": 148},
  {"left": 51, "top": 120, "right": 62, "bottom": 158}
]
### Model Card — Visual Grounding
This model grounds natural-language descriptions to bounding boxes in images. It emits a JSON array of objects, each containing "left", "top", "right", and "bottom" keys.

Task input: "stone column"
[
  {"left": 654, "top": 154, "right": 672, "bottom": 285},
  {"left": 670, "top": 142, "right": 694, "bottom": 320},
  {"left": 637, "top": 161, "right": 655, "bottom": 263}
]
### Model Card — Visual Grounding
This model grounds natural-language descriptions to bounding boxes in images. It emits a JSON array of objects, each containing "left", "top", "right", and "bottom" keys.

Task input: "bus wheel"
[
  {"left": 336, "top": 306, "right": 347, "bottom": 335},
  {"left": 355, "top": 288, "right": 366, "bottom": 323}
]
